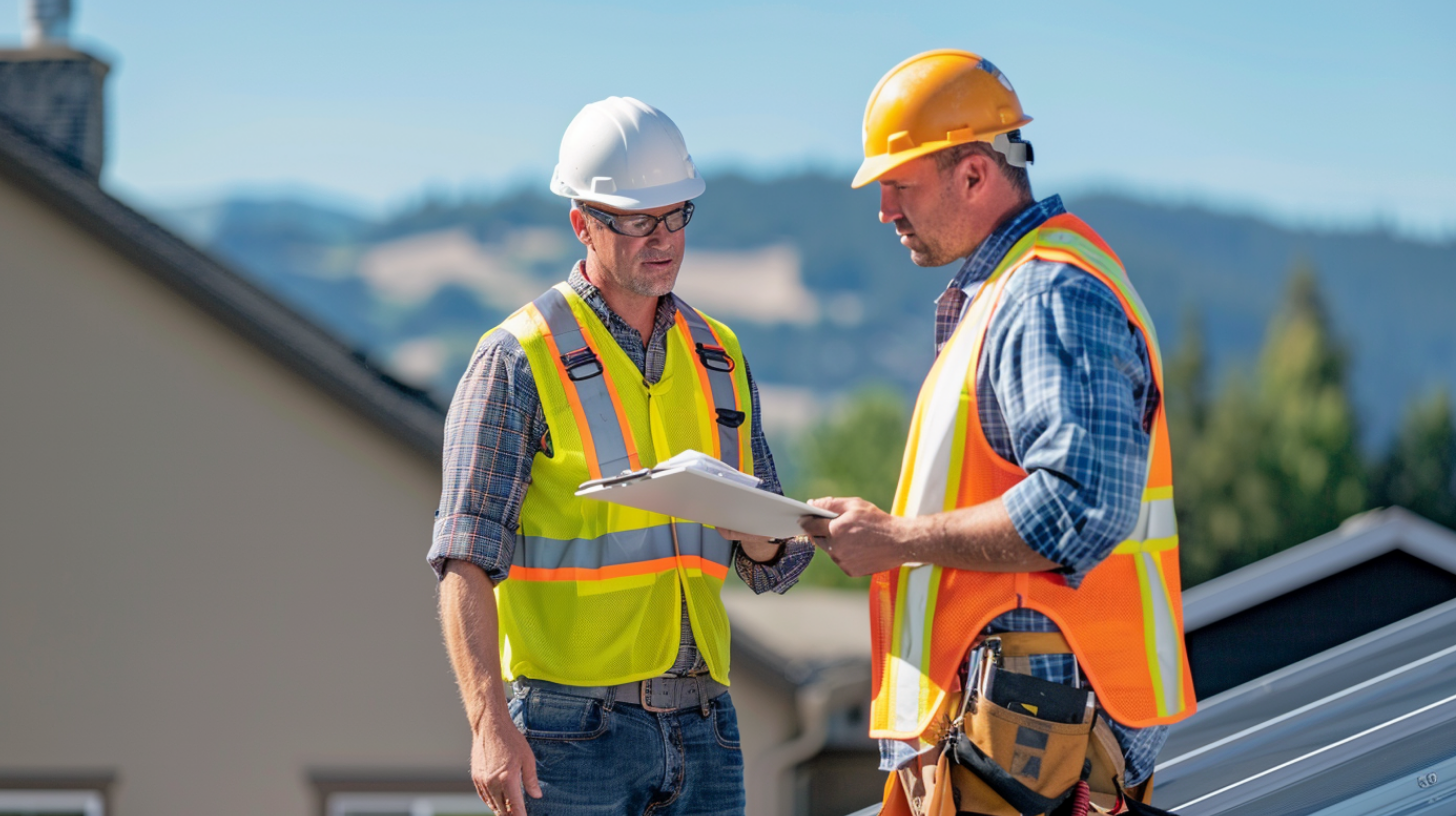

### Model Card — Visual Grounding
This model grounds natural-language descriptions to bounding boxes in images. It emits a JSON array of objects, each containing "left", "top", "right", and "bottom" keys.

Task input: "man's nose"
[{"left": 878, "top": 187, "right": 900, "bottom": 224}]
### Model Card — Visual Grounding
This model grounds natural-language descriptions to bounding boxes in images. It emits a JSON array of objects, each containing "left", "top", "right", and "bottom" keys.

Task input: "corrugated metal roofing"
[{"left": 1153, "top": 598, "right": 1456, "bottom": 815}]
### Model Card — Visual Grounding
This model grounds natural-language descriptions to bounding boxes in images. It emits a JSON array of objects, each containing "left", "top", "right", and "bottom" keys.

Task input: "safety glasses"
[{"left": 579, "top": 201, "right": 695, "bottom": 237}]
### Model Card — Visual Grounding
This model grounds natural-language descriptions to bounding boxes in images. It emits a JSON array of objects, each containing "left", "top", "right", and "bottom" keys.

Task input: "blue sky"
[{"left": 3, "top": 0, "right": 1453, "bottom": 236}]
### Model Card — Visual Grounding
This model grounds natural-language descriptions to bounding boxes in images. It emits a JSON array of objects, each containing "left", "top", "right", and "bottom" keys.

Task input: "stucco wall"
[{"left": 0, "top": 172, "right": 463, "bottom": 816}]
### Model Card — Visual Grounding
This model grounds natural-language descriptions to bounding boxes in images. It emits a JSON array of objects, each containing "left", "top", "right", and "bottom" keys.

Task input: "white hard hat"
[{"left": 549, "top": 96, "right": 706, "bottom": 211}]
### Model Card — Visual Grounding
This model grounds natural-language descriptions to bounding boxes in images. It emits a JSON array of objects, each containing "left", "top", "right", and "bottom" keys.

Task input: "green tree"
[
  {"left": 1371, "top": 389, "right": 1456, "bottom": 528},
  {"left": 1167, "top": 310, "right": 1269, "bottom": 585},
  {"left": 1172, "top": 265, "right": 1368, "bottom": 586},
  {"left": 1255, "top": 265, "right": 1367, "bottom": 545},
  {"left": 787, "top": 386, "right": 910, "bottom": 588}
]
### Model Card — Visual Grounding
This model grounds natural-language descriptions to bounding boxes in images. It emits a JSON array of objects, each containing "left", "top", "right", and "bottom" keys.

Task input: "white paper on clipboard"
[{"left": 575, "top": 450, "right": 836, "bottom": 539}]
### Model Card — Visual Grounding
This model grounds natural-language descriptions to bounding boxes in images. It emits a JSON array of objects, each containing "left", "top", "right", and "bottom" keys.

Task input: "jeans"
[{"left": 509, "top": 685, "right": 745, "bottom": 816}]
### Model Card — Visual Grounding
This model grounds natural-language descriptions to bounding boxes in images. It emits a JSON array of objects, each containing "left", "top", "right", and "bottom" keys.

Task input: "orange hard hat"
[{"left": 852, "top": 49, "right": 1032, "bottom": 188}]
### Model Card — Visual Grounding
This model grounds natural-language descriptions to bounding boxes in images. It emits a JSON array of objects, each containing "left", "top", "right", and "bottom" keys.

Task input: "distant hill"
[{"left": 155, "top": 175, "right": 1456, "bottom": 447}]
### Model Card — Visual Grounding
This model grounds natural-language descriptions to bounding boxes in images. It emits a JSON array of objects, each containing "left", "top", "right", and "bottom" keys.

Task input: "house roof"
[
  {"left": 724, "top": 586, "right": 871, "bottom": 687},
  {"left": 0, "top": 114, "right": 446, "bottom": 459},
  {"left": 1182, "top": 507, "right": 1456, "bottom": 632},
  {"left": 1151, "top": 510, "right": 1456, "bottom": 813},
  {"left": 1152, "top": 597, "right": 1456, "bottom": 815}
]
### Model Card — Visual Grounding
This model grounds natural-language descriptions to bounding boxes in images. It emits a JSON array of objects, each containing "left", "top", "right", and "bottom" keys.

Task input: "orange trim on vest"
[
  {"left": 673, "top": 312, "right": 725, "bottom": 461},
  {"left": 508, "top": 554, "right": 730, "bottom": 583},
  {"left": 527, "top": 302, "right": 604, "bottom": 479},
  {"left": 531, "top": 297, "right": 642, "bottom": 480}
]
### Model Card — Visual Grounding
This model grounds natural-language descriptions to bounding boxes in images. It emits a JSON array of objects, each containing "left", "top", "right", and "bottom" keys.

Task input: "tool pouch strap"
[
  {"left": 1114, "top": 780, "right": 1181, "bottom": 816},
  {"left": 951, "top": 731, "right": 1087, "bottom": 815}
]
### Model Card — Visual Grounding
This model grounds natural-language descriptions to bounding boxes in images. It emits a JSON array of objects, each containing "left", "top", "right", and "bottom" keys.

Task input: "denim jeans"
[{"left": 509, "top": 685, "right": 745, "bottom": 816}]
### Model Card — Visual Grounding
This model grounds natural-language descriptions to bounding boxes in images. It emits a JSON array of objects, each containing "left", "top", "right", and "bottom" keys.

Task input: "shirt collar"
[
  {"left": 566, "top": 260, "right": 679, "bottom": 343},
  {"left": 947, "top": 194, "right": 1066, "bottom": 292}
]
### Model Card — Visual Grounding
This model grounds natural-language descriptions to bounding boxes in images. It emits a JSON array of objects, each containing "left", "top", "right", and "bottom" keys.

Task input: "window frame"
[
  {"left": 0, "top": 772, "right": 113, "bottom": 816},
  {"left": 309, "top": 771, "right": 487, "bottom": 816}
]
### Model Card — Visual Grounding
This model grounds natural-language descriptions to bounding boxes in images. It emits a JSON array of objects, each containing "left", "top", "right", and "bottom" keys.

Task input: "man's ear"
[
  {"left": 569, "top": 208, "right": 593, "bottom": 249},
  {"left": 957, "top": 152, "right": 992, "bottom": 203}
]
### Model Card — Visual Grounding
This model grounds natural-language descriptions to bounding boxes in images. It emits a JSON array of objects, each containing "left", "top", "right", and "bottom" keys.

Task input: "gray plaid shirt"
[{"left": 429, "top": 263, "right": 813, "bottom": 676}]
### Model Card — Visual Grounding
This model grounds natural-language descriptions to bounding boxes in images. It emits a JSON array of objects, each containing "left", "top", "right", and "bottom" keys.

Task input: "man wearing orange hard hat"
[{"left": 803, "top": 51, "right": 1196, "bottom": 814}]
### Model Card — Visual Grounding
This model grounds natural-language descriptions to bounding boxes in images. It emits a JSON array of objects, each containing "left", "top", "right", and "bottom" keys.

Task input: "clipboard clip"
[{"left": 577, "top": 468, "right": 654, "bottom": 491}]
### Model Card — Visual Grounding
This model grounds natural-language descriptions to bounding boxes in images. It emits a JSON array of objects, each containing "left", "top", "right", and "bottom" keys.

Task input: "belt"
[{"left": 514, "top": 674, "right": 728, "bottom": 714}]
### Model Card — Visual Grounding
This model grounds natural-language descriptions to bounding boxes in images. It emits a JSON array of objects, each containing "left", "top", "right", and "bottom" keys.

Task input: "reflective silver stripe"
[
  {"left": 673, "top": 296, "right": 741, "bottom": 472},
  {"left": 1141, "top": 550, "right": 1184, "bottom": 715},
  {"left": 515, "top": 524, "right": 734, "bottom": 571},
  {"left": 893, "top": 564, "right": 938, "bottom": 733},
  {"left": 1128, "top": 497, "right": 1177, "bottom": 542},
  {"left": 533, "top": 286, "right": 634, "bottom": 478}
]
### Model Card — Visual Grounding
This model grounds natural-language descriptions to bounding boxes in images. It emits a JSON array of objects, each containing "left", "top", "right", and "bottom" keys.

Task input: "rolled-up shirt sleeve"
[
  {"left": 428, "top": 331, "right": 543, "bottom": 584},
  {"left": 982, "top": 261, "right": 1154, "bottom": 585},
  {"left": 733, "top": 361, "right": 815, "bottom": 593}
]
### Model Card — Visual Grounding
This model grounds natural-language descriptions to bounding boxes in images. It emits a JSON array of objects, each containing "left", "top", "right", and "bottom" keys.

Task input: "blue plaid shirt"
[
  {"left": 881, "top": 195, "right": 1167, "bottom": 785},
  {"left": 429, "top": 263, "right": 814, "bottom": 677}
]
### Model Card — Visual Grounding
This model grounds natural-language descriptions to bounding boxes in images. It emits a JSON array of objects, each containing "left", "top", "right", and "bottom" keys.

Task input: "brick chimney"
[{"left": 0, "top": 0, "right": 110, "bottom": 179}]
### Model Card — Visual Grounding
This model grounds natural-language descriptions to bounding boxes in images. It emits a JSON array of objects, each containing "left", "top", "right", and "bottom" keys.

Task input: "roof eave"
[{"left": 0, "top": 118, "right": 445, "bottom": 460}]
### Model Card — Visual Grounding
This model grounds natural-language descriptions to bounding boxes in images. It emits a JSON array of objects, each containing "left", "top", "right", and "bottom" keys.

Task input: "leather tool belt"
[
  {"left": 895, "top": 633, "right": 1171, "bottom": 816},
  {"left": 514, "top": 674, "right": 729, "bottom": 713}
]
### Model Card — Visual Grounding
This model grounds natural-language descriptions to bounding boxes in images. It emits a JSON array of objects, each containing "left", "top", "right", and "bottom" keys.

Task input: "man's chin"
[
  {"left": 627, "top": 265, "right": 679, "bottom": 298},
  {"left": 908, "top": 248, "right": 946, "bottom": 267}
]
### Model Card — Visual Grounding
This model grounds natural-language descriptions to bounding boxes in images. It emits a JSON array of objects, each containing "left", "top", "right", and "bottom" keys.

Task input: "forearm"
[
  {"left": 439, "top": 560, "right": 511, "bottom": 734},
  {"left": 906, "top": 498, "right": 1060, "bottom": 573}
]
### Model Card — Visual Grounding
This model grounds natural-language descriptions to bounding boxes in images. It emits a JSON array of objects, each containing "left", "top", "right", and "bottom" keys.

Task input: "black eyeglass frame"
[{"left": 578, "top": 201, "right": 695, "bottom": 237}]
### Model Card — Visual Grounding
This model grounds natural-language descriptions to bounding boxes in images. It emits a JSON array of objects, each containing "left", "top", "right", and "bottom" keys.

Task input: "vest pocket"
[{"left": 517, "top": 689, "right": 610, "bottom": 741}]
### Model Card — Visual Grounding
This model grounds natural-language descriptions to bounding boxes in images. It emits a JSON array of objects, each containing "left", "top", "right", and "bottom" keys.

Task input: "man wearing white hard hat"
[{"left": 429, "top": 97, "right": 813, "bottom": 816}]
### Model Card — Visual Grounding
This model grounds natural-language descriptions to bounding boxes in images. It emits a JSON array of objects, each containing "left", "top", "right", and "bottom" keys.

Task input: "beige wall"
[
  {"left": 0, "top": 175, "right": 812, "bottom": 816},
  {"left": 0, "top": 173, "right": 463, "bottom": 816}
]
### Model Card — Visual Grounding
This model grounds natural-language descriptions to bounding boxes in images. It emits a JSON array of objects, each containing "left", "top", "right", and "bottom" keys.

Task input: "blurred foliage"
[
  {"left": 786, "top": 265, "right": 1456, "bottom": 592},
  {"left": 1370, "top": 389, "right": 1456, "bottom": 528},
  {"left": 1172, "top": 265, "right": 1368, "bottom": 585},
  {"left": 785, "top": 386, "right": 910, "bottom": 589}
]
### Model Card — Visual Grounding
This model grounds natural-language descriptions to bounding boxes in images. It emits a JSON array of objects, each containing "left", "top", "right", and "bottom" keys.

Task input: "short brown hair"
[{"left": 933, "top": 140, "right": 1033, "bottom": 201}]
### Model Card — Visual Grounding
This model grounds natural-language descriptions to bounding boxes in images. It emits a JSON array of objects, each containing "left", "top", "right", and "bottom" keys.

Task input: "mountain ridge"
[{"left": 153, "top": 174, "right": 1455, "bottom": 448}]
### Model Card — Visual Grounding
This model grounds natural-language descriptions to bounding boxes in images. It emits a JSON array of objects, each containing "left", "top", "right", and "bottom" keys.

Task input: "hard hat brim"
[
  {"left": 851, "top": 117, "right": 1032, "bottom": 189},
  {"left": 552, "top": 175, "right": 706, "bottom": 211},
  {"left": 852, "top": 142, "right": 954, "bottom": 189}
]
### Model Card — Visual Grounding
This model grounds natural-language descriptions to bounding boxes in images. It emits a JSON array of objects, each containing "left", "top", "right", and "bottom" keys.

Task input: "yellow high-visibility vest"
[
  {"left": 491, "top": 282, "right": 754, "bottom": 687},
  {"left": 870, "top": 214, "right": 1196, "bottom": 741}
]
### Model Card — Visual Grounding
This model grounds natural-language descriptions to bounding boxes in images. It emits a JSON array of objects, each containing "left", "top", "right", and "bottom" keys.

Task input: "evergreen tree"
[
  {"left": 1371, "top": 390, "right": 1456, "bottom": 527},
  {"left": 1173, "top": 265, "right": 1368, "bottom": 585},
  {"left": 1255, "top": 264, "right": 1367, "bottom": 546},
  {"left": 1174, "top": 367, "right": 1283, "bottom": 586}
]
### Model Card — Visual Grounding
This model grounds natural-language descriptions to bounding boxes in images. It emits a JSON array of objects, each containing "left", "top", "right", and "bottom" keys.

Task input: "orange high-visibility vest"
[{"left": 869, "top": 214, "right": 1196, "bottom": 741}]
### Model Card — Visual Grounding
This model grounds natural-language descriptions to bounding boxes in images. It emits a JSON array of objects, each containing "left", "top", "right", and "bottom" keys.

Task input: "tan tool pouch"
[{"left": 897, "top": 632, "right": 1129, "bottom": 816}]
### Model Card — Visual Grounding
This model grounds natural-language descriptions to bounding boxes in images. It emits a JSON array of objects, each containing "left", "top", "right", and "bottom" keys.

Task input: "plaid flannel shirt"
[
  {"left": 881, "top": 195, "right": 1168, "bottom": 785},
  {"left": 429, "top": 263, "right": 814, "bottom": 677}
]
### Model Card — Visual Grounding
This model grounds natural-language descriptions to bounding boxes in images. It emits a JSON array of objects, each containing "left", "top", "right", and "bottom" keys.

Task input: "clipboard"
[{"left": 575, "top": 454, "right": 836, "bottom": 539}]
